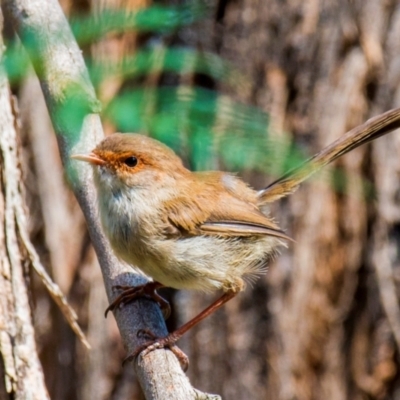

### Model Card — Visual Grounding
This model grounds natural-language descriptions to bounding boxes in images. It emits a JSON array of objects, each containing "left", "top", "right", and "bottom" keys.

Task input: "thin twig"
[{"left": 15, "top": 207, "right": 91, "bottom": 349}]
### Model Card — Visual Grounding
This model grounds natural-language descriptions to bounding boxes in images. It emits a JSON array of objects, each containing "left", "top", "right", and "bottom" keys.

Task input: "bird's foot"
[
  {"left": 105, "top": 282, "right": 170, "bottom": 319},
  {"left": 125, "top": 328, "right": 189, "bottom": 371}
]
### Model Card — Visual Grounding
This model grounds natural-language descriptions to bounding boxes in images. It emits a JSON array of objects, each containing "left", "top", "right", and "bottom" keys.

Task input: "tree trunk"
[
  {"left": 180, "top": 1, "right": 400, "bottom": 399},
  {"left": 4, "top": 0, "right": 400, "bottom": 399},
  {"left": 0, "top": 12, "right": 49, "bottom": 399}
]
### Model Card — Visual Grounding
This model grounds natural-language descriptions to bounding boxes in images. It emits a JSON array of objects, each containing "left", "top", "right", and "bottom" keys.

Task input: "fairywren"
[{"left": 72, "top": 108, "right": 400, "bottom": 367}]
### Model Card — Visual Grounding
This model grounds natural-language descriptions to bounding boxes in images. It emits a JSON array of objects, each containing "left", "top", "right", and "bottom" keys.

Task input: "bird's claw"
[
  {"left": 104, "top": 282, "right": 170, "bottom": 319},
  {"left": 125, "top": 330, "right": 189, "bottom": 371}
]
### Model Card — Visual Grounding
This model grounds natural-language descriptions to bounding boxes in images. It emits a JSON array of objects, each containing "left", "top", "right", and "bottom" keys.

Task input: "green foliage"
[
  {"left": 3, "top": 40, "right": 30, "bottom": 85},
  {"left": 3, "top": 1, "right": 342, "bottom": 191},
  {"left": 71, "top": 4, "right": 207, "bottom": 45},
  {"left": 105, "top": 86, "right": 304, "bottom": 173},
  {"left": 87, "top": 47, "right": 237, "bottom": 89}
]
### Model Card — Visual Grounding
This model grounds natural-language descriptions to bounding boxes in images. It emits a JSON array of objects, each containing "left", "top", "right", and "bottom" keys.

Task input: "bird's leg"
[
  {"left": 126, "top": 289, "right": 239, "bottom": 370},
  {"left": 105, "top": 281, "right": 170, "bottom": 319}
]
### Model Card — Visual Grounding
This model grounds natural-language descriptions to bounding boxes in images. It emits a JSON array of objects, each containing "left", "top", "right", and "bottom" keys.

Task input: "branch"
[
  {"left": 0, "top": 14, "right": 49, "bottom": 397},
  {"left": 2, "top": 0, "right": 218, "bottom": 398}
]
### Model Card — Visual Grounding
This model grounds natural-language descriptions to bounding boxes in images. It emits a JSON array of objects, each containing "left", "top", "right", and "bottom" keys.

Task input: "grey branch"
[{"left": 2, "top": 0, "right": 219, "bottom": 398}]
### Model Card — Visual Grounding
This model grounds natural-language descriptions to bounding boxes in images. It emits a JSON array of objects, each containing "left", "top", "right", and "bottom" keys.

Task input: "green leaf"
[{"left": 70, "top": 3, "right": 208, "bottom": 45}]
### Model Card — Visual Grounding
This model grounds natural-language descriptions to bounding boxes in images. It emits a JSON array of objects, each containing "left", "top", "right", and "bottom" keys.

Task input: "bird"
[{"left": 71, "top": 108, "right": 400, "bottom": 368}]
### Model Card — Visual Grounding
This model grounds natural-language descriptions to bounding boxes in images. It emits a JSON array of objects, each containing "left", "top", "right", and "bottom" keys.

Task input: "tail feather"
[{"left": 258, "top": 108, "right": 400, "bottom": 203}]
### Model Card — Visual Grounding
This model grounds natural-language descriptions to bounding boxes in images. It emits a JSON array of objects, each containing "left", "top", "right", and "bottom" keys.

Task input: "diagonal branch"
[{"left": 2, "top": 0, "right": 218, "bottom": 398}]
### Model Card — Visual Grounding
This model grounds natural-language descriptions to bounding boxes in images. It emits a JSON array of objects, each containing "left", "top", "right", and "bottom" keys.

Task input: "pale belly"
[{"left": 112, "top": 233, "right": 281, "bottom": 293}]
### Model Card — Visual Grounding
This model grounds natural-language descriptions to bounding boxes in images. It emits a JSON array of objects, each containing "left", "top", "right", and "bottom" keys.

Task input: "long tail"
[{"left": 257, "top": 108, "right": 400, "bottom": 203}]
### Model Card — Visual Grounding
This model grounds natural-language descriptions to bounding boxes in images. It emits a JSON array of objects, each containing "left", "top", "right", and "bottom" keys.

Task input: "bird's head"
[{"left": 71, "top": 133, "right": 188, "bottom": 193}]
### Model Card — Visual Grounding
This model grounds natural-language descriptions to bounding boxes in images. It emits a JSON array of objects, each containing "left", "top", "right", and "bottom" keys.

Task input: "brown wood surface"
[
  {"left": 3, "top": 0, "right": 400, "bottom": 399},
  {"left": 182, "top": 1, "right": 400, "bottom": 399}
]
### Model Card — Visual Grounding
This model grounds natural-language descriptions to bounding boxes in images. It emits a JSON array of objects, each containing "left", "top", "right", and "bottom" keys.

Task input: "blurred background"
[{"left": 3, "top": 0, "right": 400, "bottom": 399}]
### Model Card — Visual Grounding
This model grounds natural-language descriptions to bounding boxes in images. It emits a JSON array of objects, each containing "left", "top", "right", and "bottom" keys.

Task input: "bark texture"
[
  {"left": 0, "top": 14, "right": 49, "bottom": 398},
  {"left": 3, "top": 0, "right": 400, "bottom": 399},
  {"left": 180, "top": 1, "right": 400, "bottom": 399}
]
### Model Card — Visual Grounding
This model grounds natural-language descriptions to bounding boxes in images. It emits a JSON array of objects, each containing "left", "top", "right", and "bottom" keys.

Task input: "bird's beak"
[{"left": 71, "top": 153, "right": 106, "bottom": 166}]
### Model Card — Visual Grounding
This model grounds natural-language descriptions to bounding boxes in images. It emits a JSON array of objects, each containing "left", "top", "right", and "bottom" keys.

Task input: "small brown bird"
[{"left": 72, "top": 109, "right": 400, "bottom": 368}]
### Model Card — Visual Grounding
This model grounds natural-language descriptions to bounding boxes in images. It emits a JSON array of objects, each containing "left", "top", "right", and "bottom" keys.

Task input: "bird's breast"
[{"left": 98, "top": 186, "right": 166, "bottom": 262}]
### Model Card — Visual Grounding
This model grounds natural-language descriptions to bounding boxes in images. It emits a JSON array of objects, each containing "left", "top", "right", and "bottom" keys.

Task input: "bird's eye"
[{"left": 124, "top": 156, "right": 138, "bottom": 167}]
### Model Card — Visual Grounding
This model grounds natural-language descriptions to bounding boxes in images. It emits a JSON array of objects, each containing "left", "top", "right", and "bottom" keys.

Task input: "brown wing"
[
  {"left": 200, "top": 221, "right": 292, "bottom": 240},
  {"left": 164, "top": 190, "right": 291, "bottom": 241}
]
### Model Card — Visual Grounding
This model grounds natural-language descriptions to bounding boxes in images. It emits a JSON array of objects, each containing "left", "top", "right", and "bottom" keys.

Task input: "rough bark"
[
  {"left": 4, "top": 0, "right": 400, "bottom": 399},
  {"left": 0, "top": 12, "right": 49, "bottom": 398},
  {"left": 180, "top": 1, "right": 400, "bottom": 399}
]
